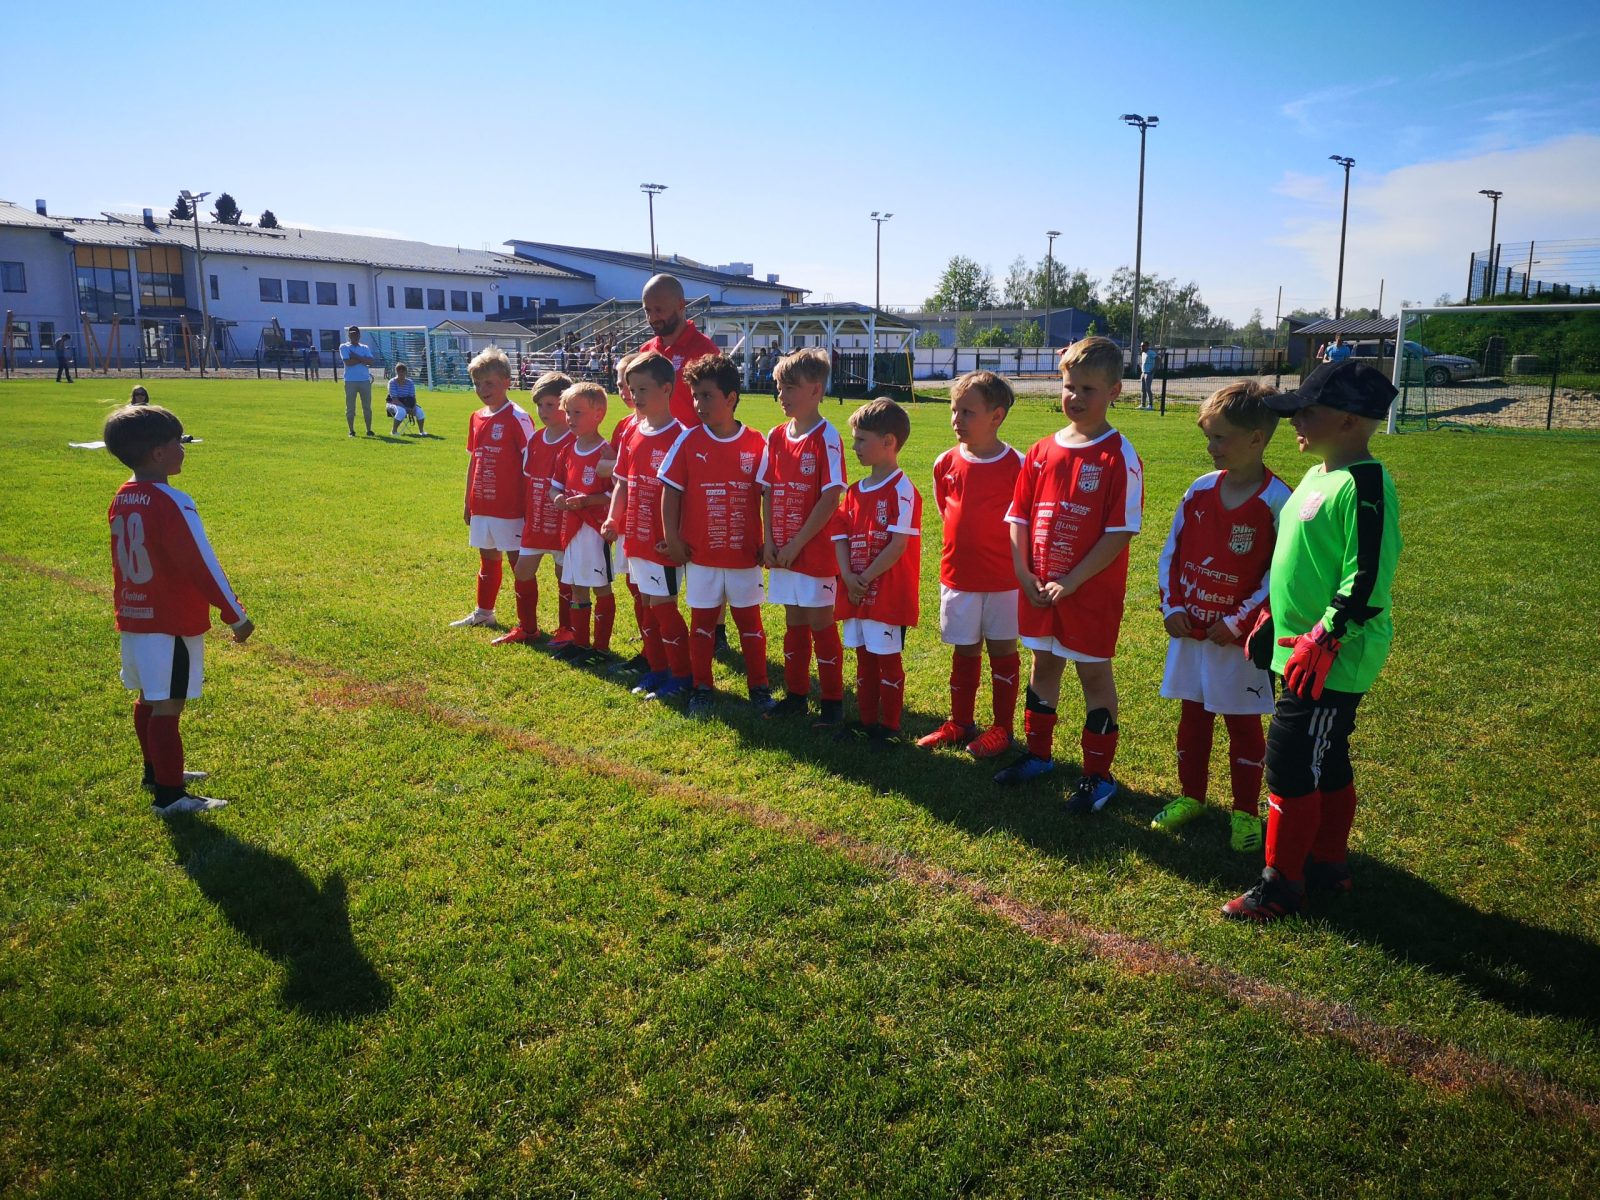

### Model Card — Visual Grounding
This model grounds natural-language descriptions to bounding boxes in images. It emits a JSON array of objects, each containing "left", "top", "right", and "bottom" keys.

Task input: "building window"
[
  {"left": 471, "top": 291, "right": 483, "bottom": 312},
  {"left": 508, "top": 296, "right": 524, "bottom": 311},
  {"left": 135, "top": 246, "right": 187, "bottom": 309},
  {"left": 426, "top": 288, "right": 445, "bottom": 311},
  {"left": 387, "top": 285, "right": 395, "bottom": 309},
  {"left": 1, "top": 262, "right": 25, "bottom": 292},
  {"left": 37, "top": 321, "right": 54, "bottom": 351},
  {"left": 6, "top": 319, "right": 30, "bottom": 351},
  {"left": 348, "top": 283, "right": 357, "bottom": 306},
  {"left": 287, "top": 279, "right": 310, "bottom": 304},
  {"left": 74, "top": 246, "right": 134, "bottom": 321},
  {"left": 316, "top": 281, "right": 337, "bottom": 305},
  {"left": 259, "top": 277, "right": 283, "bottom": 303},
  {"left": 290, "top": 327, "right": 313, "bottom": 348},
  {"left": 320, "top": 329, "right": 341, "bottom": 352},
  {"left": 450, "top": 289, "right": 468, "bottom": 311},
  {"left": 209, "top": 274, "right": 219, "bottom": 300},
  {"left": 404, "top": 287, "right": 423, "bottom": 310}
]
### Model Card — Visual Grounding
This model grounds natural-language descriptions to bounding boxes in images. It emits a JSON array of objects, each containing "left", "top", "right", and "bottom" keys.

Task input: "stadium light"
[
  {"left": 870, "top": 212, "right": 893, "bottom": 312},
  {"left": 640, "top": 184, "right": 667, "bottom": 267},
  {"left": 180, "top": 189, "right": 212, "bottom": 378},
  {"left": 1120, "top": 115, "right": 1158, "bottom": 363},
  {"left": 1479, "top": 189, "right": 1503, "bottom": 299},
  {"left": 1329, "top": 156, "right": 1355, "bottom": 319},
  {"left": 1044, "top": 230, "right": 1061, "bottom": 348}
]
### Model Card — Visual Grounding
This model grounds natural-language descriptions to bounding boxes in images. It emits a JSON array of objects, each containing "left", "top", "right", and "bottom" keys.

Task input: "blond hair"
[
  {"left": 468, "top": 345, "right": 512, "bottom": 381},
  {"left": 531, "top": 370, "right": 572, "bottom": 400},
  {"left": 773, "top": 347, "right": 830, "bottom": 387},
  {"left": 561, "top": 381, "right": 608, "bottom": 413},
  {"left": 951, "top": 370, "right": 1014, "bottom": 412},
  {"left": 1197, "top": 380, "right": 1281, "bottom": 435},
  {"left": 1059, "top": 336, "right": 1124, "bottom": 387}
]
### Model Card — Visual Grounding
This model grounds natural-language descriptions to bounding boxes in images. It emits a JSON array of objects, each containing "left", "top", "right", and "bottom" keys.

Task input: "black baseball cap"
[{"left": 1265, "top": 359, "right": 1398, "bottom": 419}]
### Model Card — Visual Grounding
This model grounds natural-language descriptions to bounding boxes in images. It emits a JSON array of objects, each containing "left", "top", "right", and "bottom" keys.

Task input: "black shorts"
[{"left": 1265, "top": 685, "right": 1363, "bottom": 799}]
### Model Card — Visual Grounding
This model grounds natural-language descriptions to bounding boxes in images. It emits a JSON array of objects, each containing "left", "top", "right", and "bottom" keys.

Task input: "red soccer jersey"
[
  {"left": 466, "top": 402, "right": 537, "bottom": 520},
  {"left": 932, "top": 443, "right": 1023, "bottom": 592},
  {"left": 609, "top": 411, "right": 640, "bottom": 455},
  {"left": 658, "top": 423, "right": 767, "bottom": 569},
  {"left": 552, "top": 438, "right": 614, "bottom": 544},
  {"left": 755, "top": 417, "right": 848, "bottom": 580},
  {"left": 1157, "top": 469, "right": 1292, "bottom": 636},
  {"left": 108, "top": 481, "right": 245, "bottom": 637},
  {"left": 639, "top": 320, "right": 719, "bottom": 429},
  {"left": 616, "top": 418, "right": 684, "bottom": 562},
  {"left": 521, "top": 427, "right": 573, "bottom": 551},
  {"left": 1006, "top": 428, "right": 1144, "bottom": 659},
  {"left": 832, "top": 470, "right": 922, "bottom": 627}
]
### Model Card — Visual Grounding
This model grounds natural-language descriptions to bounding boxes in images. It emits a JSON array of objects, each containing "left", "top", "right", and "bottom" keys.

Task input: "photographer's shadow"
[{"left": 163, "top": 817, "right": 391, "bottom": 1020}]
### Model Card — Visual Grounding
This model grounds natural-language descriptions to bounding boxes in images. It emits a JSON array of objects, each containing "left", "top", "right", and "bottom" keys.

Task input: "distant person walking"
[
  {"left": 340, "top": 325, "right": 376, "bottom": 438},
  {"left": 55, "top": 334, "right": 74, "bottom": 384},
  {"left": 1139, "top": 341, "right": 1157, "bottom": 410}
]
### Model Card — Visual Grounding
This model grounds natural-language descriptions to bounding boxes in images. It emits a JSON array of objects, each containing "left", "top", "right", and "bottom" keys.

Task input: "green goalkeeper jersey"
[{"left": 1269, "top": 458, "right": 1401, "bottom": 694}]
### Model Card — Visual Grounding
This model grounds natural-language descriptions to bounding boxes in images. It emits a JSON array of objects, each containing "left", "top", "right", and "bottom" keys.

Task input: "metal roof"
[
  {"left": 700, "top": 302, "right": 917, "bottom": 329},
  {"left": 1295, "top": 318, "right": 1399, "bottom": 337},
  {"left": 505, "top": 240, "right": 806, "bottom": 296}
]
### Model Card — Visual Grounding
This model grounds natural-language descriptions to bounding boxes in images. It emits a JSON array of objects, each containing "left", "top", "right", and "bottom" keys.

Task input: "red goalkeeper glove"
[{"left": 1277, "top": 621, "right": 1340, "bottom": 700}]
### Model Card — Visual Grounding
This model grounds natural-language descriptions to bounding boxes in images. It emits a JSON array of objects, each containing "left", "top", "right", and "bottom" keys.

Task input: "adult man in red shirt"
[{"left": 639, "top": 273, "right": 719, "bottom": 429}]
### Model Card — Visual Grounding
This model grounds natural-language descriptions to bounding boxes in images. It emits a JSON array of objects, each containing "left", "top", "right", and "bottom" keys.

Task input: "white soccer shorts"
[
  {"left": 1021, "top": 635, "right": 1108, "bottom": 664},
  {"left": 938, "top": 585, "right": 1020, "bottom": 646},
  {"left": 560, "top": 525, "right": 613, "bottom": 588},
  {"left": 120, "top": 632, "right": 205, "bottom": 702},
  {"left": 627, "top": 557, "right": 681, "bottom": 599},
  {"left": 766, "top": 567, "right": 837, "bottom": 609},
  {"left": 841, "top": 618, "right": 904, "bottom": 654},
  {"left": 386, "top": 401, "right": 425, "bottom": 421},
  {"left": 1159, "top": 635, "right": 1274, "bottom": 715},
  {"left": 468, "top": 514, "right": 524, "bottom": 551},
  {"left": 686, "top": 564, "right": 765, "bottom": 609}
]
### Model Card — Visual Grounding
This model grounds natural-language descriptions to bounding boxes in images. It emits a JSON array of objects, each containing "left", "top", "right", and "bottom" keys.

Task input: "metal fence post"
[{"left": 1546, "top": 348, "right": 1560, "bottom": 431}]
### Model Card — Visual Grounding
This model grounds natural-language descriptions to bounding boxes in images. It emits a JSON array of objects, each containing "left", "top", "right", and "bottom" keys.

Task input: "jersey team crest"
[
  {"left": 582, "top": 466, "right": 596, "bottom": 485},
  {"left": 800, "top": 452, "right": 817, "bottom": 477},
  {"left": 491, "top": 424, "right": 505, "bottom": 441},
  {"left": 739, "top": 451, "right": 758, "bottom": 474},
  {"left": 1078, "top": 463, "right": 1102, "bottom": 493},
  {"left": 1300, "top": 491, "right": 1326, "bottom": 521},
  {"left": 876, "top": 498, "right": 890, "bottom": 524},
  {"left": 1229, "top": 524, "right": 1255, "bottom": 555}
]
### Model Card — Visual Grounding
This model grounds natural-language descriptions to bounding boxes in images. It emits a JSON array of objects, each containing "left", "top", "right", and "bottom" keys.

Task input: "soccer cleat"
[
  {"left": 1152, "top": 796, "right": 1206, "bottom": 832},
  {"left": 868, "top": 726, "right": 903, "bottom": 752},
  {"left": 765, "top": 693, "right": 809, "bottom": 719},
  {"left": 1065, "top": 773, "right": 1118, "bottom": 815},
  {"left": 450, "top": 609, "right": 497, "bottom": 628},
  {"left": 631, "top": 670, "right": 669, "bottom": 696},
  {"left": 540, "top": 629, "right": 575, "bottom": 653},
  {"left": 916, "top": 720, "right": 978, "bottom": 750},
  {"left": 152, "top": 793, "right": 228, "bottom": 816},
  {"left": 647, "top": 675, "right": 692, "bottom": 701},
  {"left": 1222, "top": 867, "right": 1304, "bottom": 922},
  {"left": 365, "top": 430, "right": 376, "bottom": 438},
  {"left": 608, "top": 653, "right": 650, "bottom": 677},
  {"left": 576, "top": 647, "right": 616, "bottom": 669},
  {"left": 993, "top": 753, "right": 1056, "bottom": 785},
  {"left": 965, "top": 725, "right": 1014, "bottom": 760},
  {"left": 747, "top": 685, "right": 778, "bottom": 715},
  {"left": 550, "top": 643, "right": 587, "bottom": 663},
  {"left": 489, "top": 626, "right": 532, "bottom": 646},
  {"left": 1304, "top": 858, "right": 1354, "bottom": 897},
  {"left": 810, "top": 699, "right": 845, "bottom": 731},
  {"left": 143, "top": 769, "right": 209, "bottom": 794},
  {"left": 1230, "top": 810, "right": 1266, "bottom": 854},
  {"left": 686, "top": 688, "right": 717, "bottom": 719}
]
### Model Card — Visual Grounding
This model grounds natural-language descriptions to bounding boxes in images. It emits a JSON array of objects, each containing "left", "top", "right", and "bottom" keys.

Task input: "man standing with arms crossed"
[{"left": 340, "top": 325, "right": 377, "bottom": 438}]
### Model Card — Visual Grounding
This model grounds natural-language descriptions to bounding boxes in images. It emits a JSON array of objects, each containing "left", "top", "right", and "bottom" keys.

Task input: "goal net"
[
  {"left": 1390, "top": 303, "right": 1600, "bottom": 433},
  {"left": 361, "top": 327, "right": 429, "bottom": 385}
]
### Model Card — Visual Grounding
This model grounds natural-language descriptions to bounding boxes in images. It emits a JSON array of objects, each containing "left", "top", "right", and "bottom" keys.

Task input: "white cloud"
[{"left": 1280, "top": 76, "right": 1400, "bottom": 136}]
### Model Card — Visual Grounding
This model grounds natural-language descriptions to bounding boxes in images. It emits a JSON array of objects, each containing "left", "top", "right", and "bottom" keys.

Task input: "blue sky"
[{"left": 6, "top": 0, "right": 1598, "bottom": 323}]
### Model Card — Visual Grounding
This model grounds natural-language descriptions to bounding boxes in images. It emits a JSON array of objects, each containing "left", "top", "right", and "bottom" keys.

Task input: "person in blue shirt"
[
  {"left": 385, "top": 363, "right": 427, "bottom": 436},
  {"left": 1322, "top": 335, "right": 1352, "bottom": 364},
  {"left": 339, "top": 325, "right": 376, "bottom": 438},
  {"left": 1139, "top": 342, "right": 1158, "bottom": 409}
]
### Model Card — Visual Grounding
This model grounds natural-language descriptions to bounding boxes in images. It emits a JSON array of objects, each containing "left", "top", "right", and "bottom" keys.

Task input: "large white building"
[{"left": 0, "top": 199, "right": 806, "bottom": 368}]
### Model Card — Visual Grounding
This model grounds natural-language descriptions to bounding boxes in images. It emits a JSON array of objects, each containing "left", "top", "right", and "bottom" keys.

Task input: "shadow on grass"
[{"left": 163, "top": 816, "right": 392, "bottom": 1020}]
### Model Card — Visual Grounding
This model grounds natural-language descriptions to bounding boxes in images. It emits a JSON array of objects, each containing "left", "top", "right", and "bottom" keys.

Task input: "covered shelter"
[{"left": 698, "top": 302, "right": 920, "bottom": 391}]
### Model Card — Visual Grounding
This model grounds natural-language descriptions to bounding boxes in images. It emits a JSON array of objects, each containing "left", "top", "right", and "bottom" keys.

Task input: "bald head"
[{"left": 642, "top": 273, "right": 687, "bottom": 341}]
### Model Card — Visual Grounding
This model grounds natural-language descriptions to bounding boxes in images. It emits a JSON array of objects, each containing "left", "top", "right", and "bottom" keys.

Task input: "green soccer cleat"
[
  {"left": 1230, "top": 810, "right": 1265, "bottom": 854},
  {"left": 1151, "top": 796, "right": 1205, "bottom": 832}
]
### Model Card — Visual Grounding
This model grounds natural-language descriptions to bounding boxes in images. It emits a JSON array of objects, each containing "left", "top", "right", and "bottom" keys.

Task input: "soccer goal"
[
  {"left": 361, "top": 326, "right": 430, "bottom": 387},
  {"left": 1388, "top": 303, "right": 1600, "bottom": 434}
]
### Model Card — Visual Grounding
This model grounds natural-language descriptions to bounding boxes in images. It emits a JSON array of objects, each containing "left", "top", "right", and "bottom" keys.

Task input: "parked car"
[{"left": 1350, "top": 340, "right": 1480, "bottom": 385}]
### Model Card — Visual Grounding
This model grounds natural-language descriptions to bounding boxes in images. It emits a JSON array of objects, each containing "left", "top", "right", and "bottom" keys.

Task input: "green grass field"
[{"left": 3, "top": 376, "right": 1599, "bottom": 1197}]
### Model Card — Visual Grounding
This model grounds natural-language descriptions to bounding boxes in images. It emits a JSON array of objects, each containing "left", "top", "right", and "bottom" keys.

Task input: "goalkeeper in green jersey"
[{"left": 1224, "top": 360, "right": 1402, "bottom": 922}]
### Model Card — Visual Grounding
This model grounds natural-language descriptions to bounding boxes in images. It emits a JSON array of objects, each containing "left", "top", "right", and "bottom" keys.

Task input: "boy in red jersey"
[
  {"left": 831, "top": 398, "right": 922, "bottom": 748},
  {"left": 103, "top": 404, "right": 253, "bottom": 816},
  {"left": 659, "top": 354, "right": 774, "bottom": 718},
  {"left": 606, "top": 352, "right": 652, "bottom": 677},
  {"left": 452, "top": 347, "right": 536, "bottom": 630},
  {"left": 756, "top": 348, "right": 848, "bottom": 727},
  {"left": 1152, "top": 382, "right": 1291, "bottom": 853},
  {"left": 494, "top": 371, "right": 573, "bottom": 647},
  {"left": 998, "top": 336, "right": 1144, "bottom": 813},
  {"left": 918, "top": 371, "right": 1024, "bottom": 759},
  {"left": 550, "top": 382, "right": 618, "bottom": 664},
  {"left": 602, "top": 351, "right": 691, "bottom": 699}
]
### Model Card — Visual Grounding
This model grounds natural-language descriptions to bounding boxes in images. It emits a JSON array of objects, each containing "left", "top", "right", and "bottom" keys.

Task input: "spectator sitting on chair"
[
  {"left": 340, "top": 325, "right": 376, "bottom": 437},
  {"left": 385, "top": 363, "right": 426, "bottom": 436}
]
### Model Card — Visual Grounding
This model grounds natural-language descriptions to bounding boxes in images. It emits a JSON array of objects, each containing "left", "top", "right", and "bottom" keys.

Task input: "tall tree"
[
  {"left": 169, "top": 192, "right": 193, "bottom": 220},
  {"left": 258, "top": 209, "right": 281, "bottom": 229},
  {"left": 1002, "top": 256, "right": 1033, "bottom": 308},
  {"left": 925, "top": 256, "right": 996, "bottom": 313},
  {"left": 210, "top": 193, "right": 244, "bottom": 225}
]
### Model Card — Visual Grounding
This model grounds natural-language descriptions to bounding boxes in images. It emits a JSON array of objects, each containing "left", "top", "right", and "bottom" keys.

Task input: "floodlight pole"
[
  {"left": 640, "top": 183, "right": 667, "bottom": 267},
  {"left": 871, "top": 211, "right": 893, "bottom": 313},
  {"left": 1045, "top": 229, "right": 1060, "bottom": 348},
  {"left": 1330, "top": 156, "right": 1355, "bottom": 320},
  {"left": 182, "top": 189, "right": 212, "bottom": 377},
  {"left": 1120, "top": 115, "right": 1158, "bottom": 366},
  {"left": 1479, "top": 189, "right": 1502, "bottom": 299}
]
